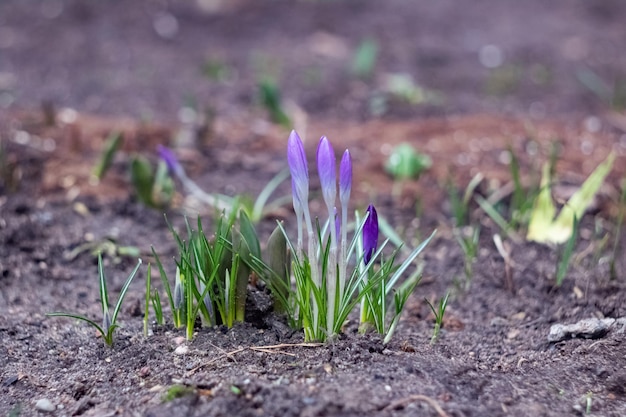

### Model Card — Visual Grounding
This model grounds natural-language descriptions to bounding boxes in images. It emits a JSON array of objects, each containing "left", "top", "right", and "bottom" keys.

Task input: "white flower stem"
[{"left": 326, "top": 203, "right": 338, "bottom": 337}]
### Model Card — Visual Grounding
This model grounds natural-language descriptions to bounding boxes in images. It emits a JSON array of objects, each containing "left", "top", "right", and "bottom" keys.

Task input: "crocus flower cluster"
[{"left": 287, "top": 130, "right": 379, "bottom": 339}]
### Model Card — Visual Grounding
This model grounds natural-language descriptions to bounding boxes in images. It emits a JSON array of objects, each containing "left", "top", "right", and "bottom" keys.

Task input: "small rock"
[
  {"left": 174, "top": 345, "right": 189, "bottom": 355},
  {"left": 548, "top": 318, "right": 615, "bottom": 342},
  {"left": 490, "top": 317, "right": 509, "bottom": 327},
  {"left": 173, "top": 336, "right": 186, "bottom": 345},
  {"left": 35, "top": 398, "right": 55, "bottom": 412}
]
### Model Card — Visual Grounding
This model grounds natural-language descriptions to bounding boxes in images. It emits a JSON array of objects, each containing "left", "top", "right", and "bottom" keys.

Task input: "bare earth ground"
[{"left": 2, "top": 1, "right": 626, "bottom": 417}]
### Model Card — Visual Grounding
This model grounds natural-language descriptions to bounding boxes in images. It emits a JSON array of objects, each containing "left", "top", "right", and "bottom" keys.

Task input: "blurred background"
[{"left": 1, "top": 0, "right": 625, "bottom": 125}]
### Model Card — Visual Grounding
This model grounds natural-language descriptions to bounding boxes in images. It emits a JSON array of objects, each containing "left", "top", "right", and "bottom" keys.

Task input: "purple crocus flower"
[
  {"left": 287, "top": 131, "right": 309, "bottom": 208},
  {"left": 363, "top": 205, "right": 379, "bottom": 265},
  {"left": 157, "top": 144, "right": 181, "bottom": 175},
  {"left": 317, "top": 136, "right": 336, "bottom": 209},
  {"left": 339, "top": 150, "right": 352, "bottom": 208}
]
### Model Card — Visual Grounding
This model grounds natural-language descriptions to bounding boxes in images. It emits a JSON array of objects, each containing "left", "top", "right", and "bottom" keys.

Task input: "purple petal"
[
  {"left": 287, "top": 130, "right": 309, "bottom": 207},
  {"left": 363, "top": 205, "right": 379, "bottom": 265},
  {"left": 316, "top": 136, "right": 336, "bottom": 208},
  {"left": 339, "top": 149, "right": 352, "bottom": 207},
  {"left": 157, "top": 144, "right": 180, "bottom": 174}
]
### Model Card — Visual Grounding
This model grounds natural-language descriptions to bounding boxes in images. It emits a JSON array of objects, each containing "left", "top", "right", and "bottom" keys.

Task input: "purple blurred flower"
[
  {"left": 287, "top": 131, "right": 309, "bottom": 208},
  {"left": 339, "top": 150, "right": 352, "bottom": 208},
  {"left": 363, "top": 205, "right": 379, "bottom": 265},
  {"left": 317, "top": 136, "right": 336, "bottom": 209},
  {"left": 157, "top": 144, "right": 180, "bottom": 175}
]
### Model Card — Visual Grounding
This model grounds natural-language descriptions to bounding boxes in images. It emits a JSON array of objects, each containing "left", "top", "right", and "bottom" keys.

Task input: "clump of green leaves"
[
  {"left": 48, "top": 253, "right": 142, "bottom": 347},
  {"left": 162, "top": 385, "right": 195, "bottom": 402},
  {"left": 283, "top": 132, "right": 436, "bottom": 343},
  {"left": 527, "top": 152, "right": 615, "bottom": 244},
  {"left": 151, "top": 210, "right": 265, "bottom": 340},
  {"left": 89, "top": 132, "right": 175, "bottom": 209},
  {"left": 385, "top": 143, "right": 432, "bottom": 181},
  {"left": 130, "top": 155, "right": 174, "bottom": 208}
]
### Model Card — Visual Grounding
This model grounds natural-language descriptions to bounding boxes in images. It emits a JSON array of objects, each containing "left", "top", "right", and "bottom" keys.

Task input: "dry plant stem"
[
  {"left": 493, "top": 234, "right": 515, "bottom": 292},
  {"left": 186, "top": 343, "right": 323, "bottom": 375},
  {"left": 383, "top": 394, "right": 450, "bottom": 417}
]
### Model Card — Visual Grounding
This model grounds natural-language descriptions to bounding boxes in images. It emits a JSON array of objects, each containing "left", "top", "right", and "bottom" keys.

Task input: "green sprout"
[
  {"left": 385, "top": 143, "right": 432, "bottom": 181},
  {"left": 130, "top": 155, "right": 174, "bottom": 209},
  {"left": 201, "top": 58, "right": 233, "bottom": 83},
  {"left": 91, "top": 131, "right": 123, "bottom": 181},
  {"left": 162, "top": 385, "right": 195, "bottom": 402},
  {"left": 454, "top": 225, "right": 480, "bottom": 290},
  {"left": 143, "top": 263, "right": 152, "bottom": 337},
  {"left": 0, "top": 141, "right": 20, "bottom": 193},
  {"left": 577, "top": 68, "right": 626, "bottom": 111},
  {"left": 425, "top": 292, "right": 450, "bottom": 345},
  {"left": 610, "top": 179, "right": 626, "bottom": 280},
  {"left": 48, "top": 253, "right": 142, "bottom": 347},
  {"left": 448, "top": 173, "right": 484, "bottom": 227},
  {"left": 351, "top": 38, "right": 378, "bottom": 79},
  {"left": 258, "top": 77, "right": 291, "bottom": 128},
  {"left": 555, "top": 216, "right": 579, "bottom": 287},
  {"left": 474, "top": 146, "right": 543, "bottom": 240}
]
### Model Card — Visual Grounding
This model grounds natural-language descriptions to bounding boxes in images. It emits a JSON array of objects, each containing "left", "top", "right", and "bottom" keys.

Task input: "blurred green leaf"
[
  {"left": 92, "top": 132, "right": 123, "bottom": 180},
  {"left": 527, "top": 153, "right": 615, "bottom": 243},
  {"left": 351, "top": 39, "right": 378, "bottom": 79},
  {"left": 385, "top": 143, "right": 432, "bottom": 180}
]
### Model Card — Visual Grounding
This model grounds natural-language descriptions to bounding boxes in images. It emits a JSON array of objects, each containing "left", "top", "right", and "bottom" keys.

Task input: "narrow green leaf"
[
  {"left": 112, "top": 258, "right": 143, "bottom": 324},
  {"left": 92, "top": 132, "right": 122, "bottom": 180}
]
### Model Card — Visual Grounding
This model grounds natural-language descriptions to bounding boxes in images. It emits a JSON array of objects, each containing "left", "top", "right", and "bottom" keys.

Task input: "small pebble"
[
  {"left": 35, "top": 398, "right": 55, "bottom": 412},
  {"left": 174, "top": 336, "right": 186, "bottom": 345},
  {"left": 174, "top": 345, "right": 189, "bottom": 355}
]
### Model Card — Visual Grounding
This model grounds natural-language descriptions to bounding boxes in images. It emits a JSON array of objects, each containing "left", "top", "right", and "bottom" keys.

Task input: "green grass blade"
[
  {"left": 144, "top": 263, "right": 152, "bottom": 336},
  {"left": 552, "top": 153, "right": 615, "bottom": 242},
  {"left": 46, "top": 313, "right": 106, "bottom": 338},
  {"left": 252, "top": 168, "right": 289, "bottom": 222},
  {"left": 475, "top": 195, "right": 520, "bottom": 241},
  {"left": 556, "top": 216, "right": 579, "bottom": 287},
  {"left": 111, "top": 258, "right": 143, "bottom": 324},
  {"left": 98, "top": 253, "right": 109, "bottom": 318}
]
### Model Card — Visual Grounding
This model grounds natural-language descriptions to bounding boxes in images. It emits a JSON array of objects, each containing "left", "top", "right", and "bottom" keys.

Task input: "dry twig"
[
  {"left": 186, "top": 342, "right": 322, "bottom": 375},
  {"left": 383, "top": 394, "right": 450, "bottom": 417}
]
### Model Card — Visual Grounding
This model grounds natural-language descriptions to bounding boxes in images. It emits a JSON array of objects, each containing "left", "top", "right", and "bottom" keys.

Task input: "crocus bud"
[
  {"left": 287, "top": 131, "right": 309, "bottom": 208},
  {"left": 173, "top": 266, "right": 184, "bottom": 310},
  {"left": 317, "top": 136, "right": 336, "bottom": 209},
  {"left": 157, "top": 145, "right": 181, "bottom": 176},
  {"left": 363, "top": 205, "right": 379, "bottom": 265},
  {"left": 339, "top": 150, "right": 352, "bottom": 208}
]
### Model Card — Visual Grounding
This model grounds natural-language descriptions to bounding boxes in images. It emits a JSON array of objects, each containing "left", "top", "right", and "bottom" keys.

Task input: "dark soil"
[{"left": 2, "top": 1, "right": 626, "bottom": 417}]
